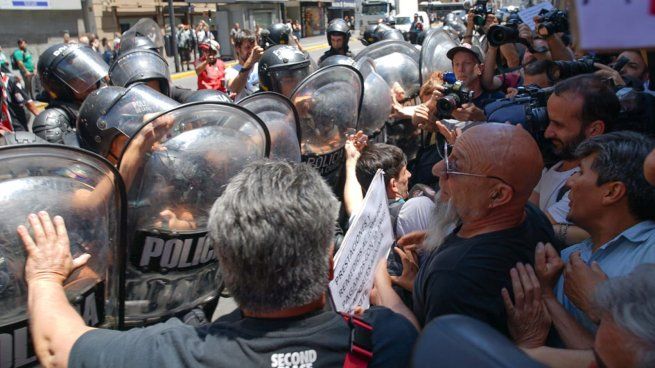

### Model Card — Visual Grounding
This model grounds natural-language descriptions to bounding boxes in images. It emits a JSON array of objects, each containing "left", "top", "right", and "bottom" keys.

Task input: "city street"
[{"left": 171, "top": 32, "right": 367, "bottom": 90}]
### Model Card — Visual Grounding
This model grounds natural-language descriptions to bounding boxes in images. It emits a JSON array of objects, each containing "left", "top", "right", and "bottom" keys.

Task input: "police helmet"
[
  {"left": 37, "top": 43, "right": 109, "bottom": 102},
  {"left": 262, "top": 23, "right": 291, "bottom": 49},
  {"left": 118, "top": 36, "right": 159, "bottom": 56},
  {"left": 326, "top": 19, "right": 351, "bottom": 47},
  {"left": 109, "top": 48, "right": 171, "bottom": 97},
  {"left": 32, "top": 108, "right": 74, "bottom": 144},
  {"left": 259, "top": 45, "right": 311, "bottom": 97},
  {"left": 77, "top": 84, "right": 178, "bottom": 158}
]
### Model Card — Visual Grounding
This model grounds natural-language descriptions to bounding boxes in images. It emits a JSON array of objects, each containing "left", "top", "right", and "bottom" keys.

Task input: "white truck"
[{"left": 360, "top": 0, "right": 395, "bottom": 27}]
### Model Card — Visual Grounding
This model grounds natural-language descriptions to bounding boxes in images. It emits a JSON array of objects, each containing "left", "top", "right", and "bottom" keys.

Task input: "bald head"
[{"left": 459, "top": 123, "right": 543, "bottom": 200}]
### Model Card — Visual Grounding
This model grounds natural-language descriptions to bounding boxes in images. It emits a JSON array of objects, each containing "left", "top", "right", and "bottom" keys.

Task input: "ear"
[
  {"left": 476, "top": 63, "right": 484, "bottom": 76},
  {"left": 584, "top": 120, "right": 605, "bottom": 137},
  {"left": 601, "top": 181, "right": 627, "bottom": 206},
  {"left": 388, "top": 177, "right": 399, "bottom": 198},
  {"left": 488, "top": 183, "right": 513, "bottom": 209}
]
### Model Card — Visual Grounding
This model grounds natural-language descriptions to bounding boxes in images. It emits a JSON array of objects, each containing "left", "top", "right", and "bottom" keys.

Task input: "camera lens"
[
  {"left": 488, "top": 25, "right": 519, "bottom": 47},
  {"left": 473, "top": 15, "right": 486, "bottom": 26},
  {"left": 438, "top": 95, "right": 460, "bottom": 115}
]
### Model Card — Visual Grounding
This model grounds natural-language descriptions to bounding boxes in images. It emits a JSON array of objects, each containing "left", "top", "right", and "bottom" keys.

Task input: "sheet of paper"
[
  {"left": 518, "top": 1, "right": 554, "bottom": 30},
  {"left": 575, "top": 0, "right": 655, "bottom": 50},
  {"left": 329, "top": 169, "right": 394, "bottom": 313}
]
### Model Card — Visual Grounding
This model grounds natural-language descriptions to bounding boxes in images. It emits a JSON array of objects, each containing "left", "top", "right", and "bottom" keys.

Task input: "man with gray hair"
[
  {"left": 533, "top": 131, "right": 655, "bottom": 349},
  {"left": 19, "top": 160, "right": 417, "bottom": 367}
]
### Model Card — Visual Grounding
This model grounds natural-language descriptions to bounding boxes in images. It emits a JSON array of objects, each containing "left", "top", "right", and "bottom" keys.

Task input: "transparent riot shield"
[
  {"left": 121, "top": 18, "right": 165, "bottom": 57},
  {"left": 355, "top": 58, "right": 393, "bottom": 136},
  {"left": 354, "top": 40, "right": 421, "bottom": 100},
  {"left": 0, "top": 145, "right": 125, "bottom": 367},
  {"left": 117, "top": 102, "right": 270, "bottom": 326},
  {"left": 238, "top": 92, "right": 301, "bottom": 162},
  {"left": 420, "top": 27, "right": 459, "bottom": 82},
  {"left": 290, "top": 65, "right": 363, "bottom": 184}
]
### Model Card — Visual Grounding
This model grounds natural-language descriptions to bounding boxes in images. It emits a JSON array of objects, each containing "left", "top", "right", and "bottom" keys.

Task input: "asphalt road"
[{"left": 172, "top": 33, "right": 367, "bottom": 90}]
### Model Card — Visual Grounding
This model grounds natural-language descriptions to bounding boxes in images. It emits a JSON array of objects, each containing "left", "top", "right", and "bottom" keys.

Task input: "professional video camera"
[
  {"left": 471, "top": 0, "right": 493, "bottom": 26},
  {"left": 549, "top": 57, "right": 597, "bottom": 80},
  {"left": 487, "top": 14, "right": 522, "bottom": 47},
  {"left": 435, "top": 74, "right": 474, "bottom": 118},
  {"left": 535, "top": 8, "right": 569, "bottom": 36},
  {"left": 485, "top": 85, "right": 553, "bottom": 150}
]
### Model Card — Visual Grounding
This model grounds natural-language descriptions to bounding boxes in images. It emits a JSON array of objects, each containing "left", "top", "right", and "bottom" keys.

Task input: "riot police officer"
[
  {"left": 318, "top": 19, "right": 353, "bottom": 64},
  {"left": 260, "top": 23, "right": 292, "bottom": 49},
  {"left": 32, "top": 43, "right": 109, "bottom": 144},
  {"left": 259, "top": 45, "right": 311, "bottom": 97}
]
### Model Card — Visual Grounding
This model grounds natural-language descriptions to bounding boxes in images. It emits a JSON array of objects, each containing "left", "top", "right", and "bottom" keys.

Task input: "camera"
[
  {"left": 549, "top": 57, "right": 597, "bottom": 81},
  {"left": 535, "top": 8, "right": 569, "bottom": 36},
  {"left": 485, "top": 85, "right": 554, "bottom": 154},
  {"left": 487, "top": 16, "right": 522, "bottom": 47},
  {"left": 471, "top": 0, "right": 493, "bottom": 27},
  {"left": 436, "top": 81, "right": 474, "bottom": 118}
]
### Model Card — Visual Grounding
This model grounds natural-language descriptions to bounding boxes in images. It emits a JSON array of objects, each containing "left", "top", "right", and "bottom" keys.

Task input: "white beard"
[{"left": 423, "top": 193, "right": 460, "bottom": 252}]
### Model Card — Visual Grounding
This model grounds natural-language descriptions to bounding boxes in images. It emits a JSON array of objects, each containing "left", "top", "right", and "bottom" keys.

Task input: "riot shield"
[
  {"left": 238, "top": 92, "right": 301, "bottom": 162},
  {"left": 355, "top": 58, "right": 392, "bottom": 136},
  {"left": 290, "top": 65, "right": 363, "bottom": 182},
  {"left": 420, "top": 27, "right": 459, "bottom": 82},
  {"left": 117, "top": 102, "right": 270, "bottom": 326},
  {"left": 121, "top": 18, "right": 165, "bottom": 57},
  {"left": 0, "top": 145, "right": 125, "bottom": 367},
  {"left": 354, "top": 40, "right": 421, "bottom": 100}
]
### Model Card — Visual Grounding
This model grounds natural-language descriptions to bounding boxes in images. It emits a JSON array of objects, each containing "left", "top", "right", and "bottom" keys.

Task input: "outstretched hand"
[
  {"left": 17, "top": 212, "right": 90, "bottom": 285},
  {"left": 502, "top": 263, "right": 551, "bottom": 348}
]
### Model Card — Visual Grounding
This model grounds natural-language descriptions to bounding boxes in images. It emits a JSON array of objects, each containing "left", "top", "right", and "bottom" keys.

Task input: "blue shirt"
[{"left": 554, "top": 220, "right": 655, "bottom": 333}]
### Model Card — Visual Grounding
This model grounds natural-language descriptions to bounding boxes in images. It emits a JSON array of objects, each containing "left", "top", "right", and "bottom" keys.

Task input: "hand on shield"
[
  {"left": 17, "top": 212, "right": 90, "bottom": 285},
  {"left": 155, "top": 209, "right": 197, "bottom": 231}
]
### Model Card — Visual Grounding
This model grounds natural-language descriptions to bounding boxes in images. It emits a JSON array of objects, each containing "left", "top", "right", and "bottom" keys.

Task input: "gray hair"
[
  {"left": 595, "top": 264, "right": 655, "bottom": 368},
  {"left": 207, "top": 160, "right": 340, "bottom": 313},
  {"left": 575, "top": 131, "right": 655, "bottom": 221}
]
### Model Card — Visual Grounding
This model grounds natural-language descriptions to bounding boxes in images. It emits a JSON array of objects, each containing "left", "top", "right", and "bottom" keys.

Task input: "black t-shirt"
[
  {"left": 69, "top": 307, "right": 417, "bottom": 368},
  {"left": 412, "top": 204, "right": 557, "bottom": 336}
]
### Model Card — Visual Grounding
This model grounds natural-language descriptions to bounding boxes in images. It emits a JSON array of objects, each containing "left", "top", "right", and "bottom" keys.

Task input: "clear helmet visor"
[
  {"left": 270, "top": 66, "right": 310, "bottom": 98},
  {"left": 109, "top": 50, "right": 170, "bottom": 89},
  {"left": 122, "top": 18, "right": 165, "bottom": 56},
  {"left": 54, "top": 47, "right": 109, "bottom": 94}
]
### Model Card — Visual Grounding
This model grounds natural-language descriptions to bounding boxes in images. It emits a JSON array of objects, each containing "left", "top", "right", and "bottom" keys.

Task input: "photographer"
[{"left": 533, "top": 9, "right": 574, "bottom": 61}]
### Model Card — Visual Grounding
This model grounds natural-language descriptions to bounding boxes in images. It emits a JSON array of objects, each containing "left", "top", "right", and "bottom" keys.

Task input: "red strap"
[{"left": 340, "top": 313, "right": 373, "bottom": 368}]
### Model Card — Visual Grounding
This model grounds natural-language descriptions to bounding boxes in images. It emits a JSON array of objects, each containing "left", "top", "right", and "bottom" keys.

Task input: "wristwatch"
[{"left": 239, "top": 67, "right": 251, "bottom": 74}]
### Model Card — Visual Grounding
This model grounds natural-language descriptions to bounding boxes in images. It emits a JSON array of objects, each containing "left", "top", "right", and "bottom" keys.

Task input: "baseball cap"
[{"left": 446, "top": 43, "right": 484, "bottom": 64}]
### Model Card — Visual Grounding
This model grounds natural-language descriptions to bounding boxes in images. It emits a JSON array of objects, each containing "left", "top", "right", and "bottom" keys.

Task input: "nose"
[
  {"left": 432, "top": 159, "right": 445, "bottom": 178},
  {"left": 544, "top": 123, "right": 555, "bottom": 139}
]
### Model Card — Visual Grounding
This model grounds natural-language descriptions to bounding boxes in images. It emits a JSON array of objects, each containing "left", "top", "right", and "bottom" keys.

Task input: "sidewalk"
[{"left": 167, "top": 32, "right": 359, "bottom": 80}]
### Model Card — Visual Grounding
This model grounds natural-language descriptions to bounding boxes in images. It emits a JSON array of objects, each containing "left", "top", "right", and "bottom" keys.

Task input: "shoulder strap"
[
  {"left": 556, "top": 185, "right": 571, "bottom": 203},
  {"left": 340, "top": 313, "right": 373, "bottom": 368}
]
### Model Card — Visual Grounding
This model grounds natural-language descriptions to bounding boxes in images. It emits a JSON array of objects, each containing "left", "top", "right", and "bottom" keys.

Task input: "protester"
[
  {"left": 195, "top": 40, "right": 226, "bottom": 92},
  {"left": 225, "top": 30, "right": 261, "bottom": 101},
  {"left": 229, "top": 22, "right": 241, "bottom": 48},
  {"left": 177, "top": 24, "right": 193, "bottom": 71},
  {"left": 533, "top": 132, "right": 655, "bottom": 349},
  {"left": 0, "top": 69, "right": 40, "bottom": 131},
  {"left": 19, "top": 160, "right": 418, "bottom": 367},
  {"left": 376, "top": 123, "right": 558, "bottom": 336},
  {"left": 12, "top": 39, "right": 35, "bottom": 94}
]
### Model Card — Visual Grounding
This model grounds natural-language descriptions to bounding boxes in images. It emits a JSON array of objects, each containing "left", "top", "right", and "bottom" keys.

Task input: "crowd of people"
[{"left": 1, "top": 1, "right": 655, "bottom": 367}]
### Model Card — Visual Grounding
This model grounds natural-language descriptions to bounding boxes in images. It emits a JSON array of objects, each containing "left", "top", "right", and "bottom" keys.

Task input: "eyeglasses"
[{"left": 440, "top": 140, "right": 513, "bottom": 188}]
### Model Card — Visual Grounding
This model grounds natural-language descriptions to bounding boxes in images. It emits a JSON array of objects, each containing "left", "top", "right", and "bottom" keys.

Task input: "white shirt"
[
  {"left": 225, "top": 63, "right": 259, "bottom": 102},
  {"left": 533, "top": 161, "right": 579, "bottom": 224}
]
